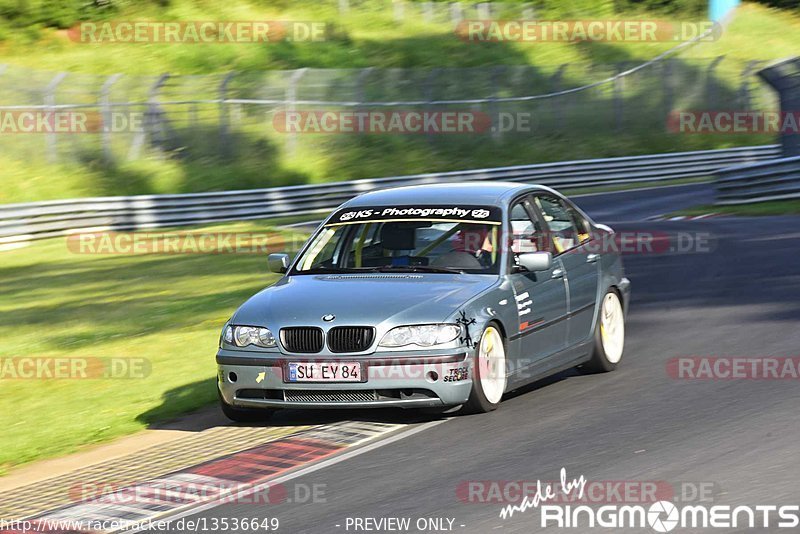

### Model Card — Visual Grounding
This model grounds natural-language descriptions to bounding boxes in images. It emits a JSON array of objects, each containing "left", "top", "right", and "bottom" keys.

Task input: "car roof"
[{"left": 341, "top": 181, "right": 555, "bottom": 208}]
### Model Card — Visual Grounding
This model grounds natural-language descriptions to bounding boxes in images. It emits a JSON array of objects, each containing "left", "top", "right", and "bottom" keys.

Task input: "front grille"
[
  {"left": 327, "top": 326, "right": 375, "bottom": 353},
  {"left": 280, "top": 327, "right": 324, "bottom": 353},
  {"left": 284, "top": 390, "right": 378, "bottom": 403}
]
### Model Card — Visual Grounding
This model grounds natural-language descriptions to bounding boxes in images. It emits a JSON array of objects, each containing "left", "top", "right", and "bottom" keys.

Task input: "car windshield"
[{"left": 292, "top": 206, "right": 503, "bottom": 275}]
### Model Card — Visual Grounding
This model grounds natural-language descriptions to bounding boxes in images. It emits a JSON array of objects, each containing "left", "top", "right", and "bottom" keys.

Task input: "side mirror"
[
  {"left": 517, "top": 251, "right": 552, "bottom": 272},
  {"left": 268, "top": 253, "right": 290, "bottom": 274}
]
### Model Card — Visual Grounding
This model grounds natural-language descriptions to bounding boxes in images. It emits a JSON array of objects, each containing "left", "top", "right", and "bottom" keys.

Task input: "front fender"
[{"left": 444, "top": 278, "right": 518, "bottom": 366}]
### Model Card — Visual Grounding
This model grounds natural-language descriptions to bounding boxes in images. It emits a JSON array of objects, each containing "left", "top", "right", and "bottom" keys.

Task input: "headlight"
[
  {"left": 221, "top": 325, "right": 234, "bottom": 347},
  {"left": 379, "top": 324, "right": 461, "bottom": 348},
  {"left": 224, "top": 325, "right": 277, "bottom": 348}
]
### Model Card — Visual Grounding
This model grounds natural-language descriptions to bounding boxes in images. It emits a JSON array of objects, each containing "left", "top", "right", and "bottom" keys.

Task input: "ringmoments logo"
[{"left": 499, "top": 468, "right": 800, "bottom": 531}]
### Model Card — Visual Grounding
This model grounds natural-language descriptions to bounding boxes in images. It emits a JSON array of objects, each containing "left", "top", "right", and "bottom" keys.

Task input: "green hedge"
[{"left": 0, "top": 0, "right": 111, "bottom": 28}]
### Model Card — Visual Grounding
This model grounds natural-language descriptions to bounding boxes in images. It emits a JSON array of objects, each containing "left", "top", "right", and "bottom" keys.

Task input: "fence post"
[
  {"left": 422, "top": 2, "right": 434, "bottom": 23},
  {"left": 0, "top": 63, "right": 8, "bottom": 146},
  {"left": 613, "top": 65, "right": 623, "bottom": 133},
  {"left": 758, "top": 58, "right": 800, "bottom": 157},
  {"left": 706, "top": 55, "right": 725, "bottom": 106},
  {"left": 189, "top": 102, "right": 197, "bottom": 129},
  {"left": 738, "top": 60, "right": 762, "bottom": 110},
  {"left": 522, "top": 4, "right": 535, "bottom": 19},
  {"left": 393, "top": 0, "right": 404, "bottom": 23},
  {"left": 356, "top": 67, "right": 375, "bottom": 102},
  {"left": 285, "top": 68, "right": 307, "bottom": 158},
  {"left": 44, "top": 72, "right": 67, "bottom": 163},
  {"left": 100, "top": 73, "right": 122, "bottom": 163},
  {"left": 129, "top": 73, "right": 168, "bottom": 160},
  {"left": 424, "top": 68, "right": 440, "bottom": 146},
  {"left": 550, "top": 64, "right": 568, "bottom": 132},
  {"left": 477, "top": 2, "right": 490, "bottom": 19},
  {"left": 490, "top": 66, "right": 504, "bottom": 142},
  {"left": 356, "top": 67, "right": 374, "bottom": 125},
  {"left": 450, "top": 2, "right": 463, "bottom": 27},
  {"left": 663, "top": 59, "right": 673, "bottom": 116},
  {"left": 219, "top": 72, "right": 235, "bottom": 159},
  {"left": 338, "top": 0, "right": 349, "bottom": 17}
]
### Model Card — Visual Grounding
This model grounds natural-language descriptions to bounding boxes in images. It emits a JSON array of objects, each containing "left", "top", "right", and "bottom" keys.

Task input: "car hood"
[{"left": 232, "top": 273, "right": 498, "bottom": 328}]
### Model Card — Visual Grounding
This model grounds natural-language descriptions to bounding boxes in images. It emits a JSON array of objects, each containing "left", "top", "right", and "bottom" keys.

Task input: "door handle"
[
  {"left": 551, "top": 268, "right": 564, "bottom": 279},
  {"left": 586, "top": 253, "right": 600, "bottom": 263}
]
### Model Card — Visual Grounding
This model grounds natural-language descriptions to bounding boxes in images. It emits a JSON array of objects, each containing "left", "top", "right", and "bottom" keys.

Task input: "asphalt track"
[
  {"left": 148, "top": 182, "right": 800, "bottom": 533},
  {"left": 572, "top": 182, "right": 716, "bottom": 222}
]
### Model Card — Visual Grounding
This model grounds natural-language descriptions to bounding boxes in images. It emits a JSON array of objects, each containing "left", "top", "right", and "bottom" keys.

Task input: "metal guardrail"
[
  {"left": 0, "top": 144, "right": 780, "bottom": 243},
  {"left": 716, "top": 154, "right": 800, "bottom": 204}
]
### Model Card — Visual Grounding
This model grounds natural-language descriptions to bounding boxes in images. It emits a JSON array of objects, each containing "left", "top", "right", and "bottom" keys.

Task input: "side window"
[
  {"left": 534, "top": 196, "right": 581, "bottom": 254},
  {"left": 569, "top": 208, "right": 593, "bottom": 244},
  {"left": 509, "top": 200, "right": 548, "bottom": 255}
]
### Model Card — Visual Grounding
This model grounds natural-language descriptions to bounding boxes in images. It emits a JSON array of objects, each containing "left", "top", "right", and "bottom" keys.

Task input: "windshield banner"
[{"left": 328, "top": 205, "right": 503, "bottom": 225}]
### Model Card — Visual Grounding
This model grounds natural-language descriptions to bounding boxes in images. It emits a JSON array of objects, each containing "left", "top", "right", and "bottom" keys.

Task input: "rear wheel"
[
  {"left": 218, "top": 388, "right": 275, "bottom": 423},
  {"left": 583, "top": 289, "right": 625, "bottom": 373},
  {"left": 463, "top": 324, "right": 507, "bottom": 413}
]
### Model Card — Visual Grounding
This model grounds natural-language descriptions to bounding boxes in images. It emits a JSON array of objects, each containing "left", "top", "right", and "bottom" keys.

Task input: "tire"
[
  {"left": 462, "top": 323, "right": 507, "bottom": 414},
  {"left": 583, "top": 288, "right": 625, "bottom": 373},
  {"left": 218, "top": 388, "right": 276, "bottom": 423}
]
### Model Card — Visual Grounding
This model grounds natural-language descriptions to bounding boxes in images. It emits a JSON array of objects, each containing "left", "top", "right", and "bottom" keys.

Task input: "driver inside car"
[{"left": 450, "top": 227, "right": 495, "bottom": 268}]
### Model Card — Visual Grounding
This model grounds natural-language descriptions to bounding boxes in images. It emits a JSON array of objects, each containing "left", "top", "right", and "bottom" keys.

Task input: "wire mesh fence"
[
  {"left": 277, "top": 1, "right": 543, "bottom": 23},
  {"left": 0, "top": 57, "right": 779, "bottom": 168}
]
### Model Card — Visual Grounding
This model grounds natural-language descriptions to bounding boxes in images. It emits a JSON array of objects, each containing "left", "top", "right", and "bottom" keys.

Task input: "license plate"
[{"left": 287, "top": 362, "right": 362, "bottom": 383}]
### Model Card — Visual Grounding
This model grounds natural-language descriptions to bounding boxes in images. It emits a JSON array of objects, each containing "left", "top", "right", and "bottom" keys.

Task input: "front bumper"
[{"left": 217, "top": 350, "right": 474, "bottom": 409}]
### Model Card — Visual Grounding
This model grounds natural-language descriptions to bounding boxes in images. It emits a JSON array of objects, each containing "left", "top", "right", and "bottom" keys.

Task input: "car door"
[
  {"left": 507, "top": 197, "right": 569, "bottom": 366},
  {"left": 532, "top": 194, "right": 600, "bottom": 347}
]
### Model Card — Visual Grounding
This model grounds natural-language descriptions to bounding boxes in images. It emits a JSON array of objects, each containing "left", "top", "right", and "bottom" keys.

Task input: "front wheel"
[
  {"left": 462, "top": 324, "right": 507, "bottom": 413},
  {"left": 583, "top": 289, "right": 625, "bottom": 373}
]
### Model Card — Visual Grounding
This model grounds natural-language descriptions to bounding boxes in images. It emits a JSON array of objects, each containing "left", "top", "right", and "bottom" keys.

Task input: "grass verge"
[{"left": 0, "top": 220, "right": 307, "bottom": 475}]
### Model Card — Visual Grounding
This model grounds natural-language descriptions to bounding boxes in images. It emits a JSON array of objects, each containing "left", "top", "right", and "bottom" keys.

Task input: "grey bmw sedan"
[{"left": 217, "top": 182, "right": 630, "bottom": 420}]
